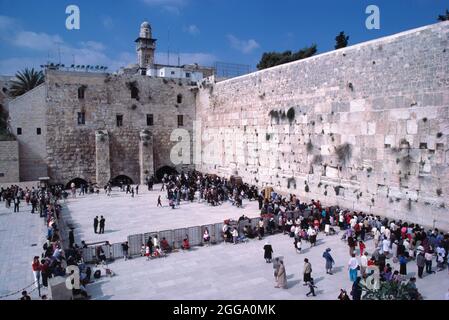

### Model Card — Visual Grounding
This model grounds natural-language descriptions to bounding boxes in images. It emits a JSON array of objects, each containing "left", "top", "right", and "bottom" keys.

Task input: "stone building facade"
[
  {"left": 7, "top": 22, "right": 199, "bottom": 187},
  {"left": 0, "top": 140, "right": 19, "bottom": 183},
  {"left": 3, "top": 21, "right": 449, "bottom": 228},
  {"left": 9, "top": 69, "right": 196, "bottom": 186},
  {"left": 196, "top": 21, "right": 449, "bottom": 229}
]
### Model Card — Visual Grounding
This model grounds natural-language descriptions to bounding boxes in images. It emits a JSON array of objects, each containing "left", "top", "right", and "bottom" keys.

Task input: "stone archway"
[
  {"left": 155, "top": 166, "right": 178, "bottom": 182},
  {"left": 111, "top": 175, "right": 134, "bottom": 187},
  {"left": 65, "top": 178, "right": 88, "bottom": 190}
]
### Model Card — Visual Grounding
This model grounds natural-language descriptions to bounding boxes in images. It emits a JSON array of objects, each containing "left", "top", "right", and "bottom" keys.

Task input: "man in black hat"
[
  {"left": 99, "top": 216, "right": 105, "bottom": 234},
  {"left": 93, "top": 216, "right": 99, "bottom": 234}
]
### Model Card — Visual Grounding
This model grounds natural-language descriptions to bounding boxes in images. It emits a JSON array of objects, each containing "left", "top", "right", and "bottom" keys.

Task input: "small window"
[
  {"left": 17, "top": 128, "right": 22, "bottom": 135},
  {"left": 77, "top": 112, "right": 85, "bottom": 125},
  {"left": 177, "top": 115, "right": 184, "bottom": 127},
  {"left": 147, "top": 114, "right": 154, "bottom": 126},
  {"left": 0, "top": 173, "right": 4, "bottom": 177},
  {"left": 78, "top": 86, "right": 86, "bottom": 99},
  {"left": 171, "top": 71, "right": 175, "bottom": 75},
  {"left": 116, "top": 114, "right": 123, "bottom": 127},
  {"left": 177, "top": 94, "right": 183, "bottom": 104},
  {"left": 37, "top": 128, "right": 41, "bottom": 135},
  {"left": 185, "top": 72, "right": 191, "bottom": 78},
  {"left": 131, "top": 86, "right": 139, "bottom": 99}
]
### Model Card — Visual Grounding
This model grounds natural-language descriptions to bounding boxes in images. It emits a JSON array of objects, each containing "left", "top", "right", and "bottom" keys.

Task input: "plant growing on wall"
[
  {"left": 269, "top": 110, "right": 280, "bottom": 124},
  {"left": 287, "top": 177, "right": 296, "bottom": 189},
  {"left": 306, "top": 140, "right": 314, "bottom": 154},
  {"left": 334, "top": 186, "right": 343, "bottom": 196},
  {"left": 436, "top": 188, "right": 443, "bottom": 197},
  {"left": 335, "top": 143, "right": 353, "bottom": 165},
  {"left": 312, "top": 155, "right": 322, "bottom": 164},
  {"left": 266, "top": 133, "right": 271, "bottom": 141},
  {"left": 287, "top": 107, "right": 295, "bottom": 124}
]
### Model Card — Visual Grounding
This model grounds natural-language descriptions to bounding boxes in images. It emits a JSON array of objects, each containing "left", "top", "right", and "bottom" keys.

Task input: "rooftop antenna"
[
  {"left": 177, "top": 49, "right": 180, "bottom": 67},
  {"left": 167, "top": 28, "right": 170, "bottom": 65}
]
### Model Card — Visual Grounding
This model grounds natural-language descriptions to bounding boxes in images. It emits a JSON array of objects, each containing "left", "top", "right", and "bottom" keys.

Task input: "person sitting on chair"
[
  {"left": 182, "top": 238, "right": 190, "bottom": 250},
  {"left": 160, "top": 237, "right": 172, "bottom": 253}
]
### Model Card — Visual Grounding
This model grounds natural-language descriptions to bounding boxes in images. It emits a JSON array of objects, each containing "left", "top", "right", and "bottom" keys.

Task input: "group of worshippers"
[
  {"left": 25, "top": 186, "right": 94, "bottom": 300},
  {"left": 341, "top": 212, "right": 448, "bottom": 299},
  {"left": 158, "top": 171, "right": 259, "bottom": 209},
  {"left": 255, "top": 189, "right": 449, "bottom": 300},
  {"left": 1, "top": 184, "right": 57, "bottom": 215}
]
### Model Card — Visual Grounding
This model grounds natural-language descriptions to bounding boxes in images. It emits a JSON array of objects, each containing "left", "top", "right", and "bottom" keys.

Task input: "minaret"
[{"left": 135, "top": 21, "right": 157, "bottom": 74}]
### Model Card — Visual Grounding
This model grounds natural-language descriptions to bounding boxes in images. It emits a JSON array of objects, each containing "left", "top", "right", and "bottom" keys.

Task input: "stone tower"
[{"left": 135, "top": 21, "right": 157, "bottom": 74}]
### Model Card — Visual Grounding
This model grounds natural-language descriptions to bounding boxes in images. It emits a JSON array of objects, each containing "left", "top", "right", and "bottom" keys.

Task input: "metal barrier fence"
[{"left": 81, "top": 218, "right": 265, "bottom": 263}]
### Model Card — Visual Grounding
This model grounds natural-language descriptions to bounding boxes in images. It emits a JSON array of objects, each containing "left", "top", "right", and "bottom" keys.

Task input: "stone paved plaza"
[
  {"left": 0, "top": 203, "right": 48, "bottom": 300},
  {"left": 87, "top": 230, "right": 449, "bottom": 300},
  {"left": 62, "top": 185, "right": 259, "bottom": 245},
  {"left": 58, "top": 187, "right": 449, "bottom": 300},
  {"left": 1, "top": 186, "right": 448, "bottom": 300}
]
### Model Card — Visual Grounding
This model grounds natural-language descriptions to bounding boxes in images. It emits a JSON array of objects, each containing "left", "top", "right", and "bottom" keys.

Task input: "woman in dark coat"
[
  {"left": 264, "top": 242, "right": 273, "bottom": 263},
  {"left": 351, "top": 277, "right": 363, "bottom": 300}
]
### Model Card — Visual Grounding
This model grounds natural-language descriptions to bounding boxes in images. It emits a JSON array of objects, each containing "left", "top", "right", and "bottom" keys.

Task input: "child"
[
  {"left": 359, "top": 241, "right": 366, "bottom": 256},
  {"left": 145, "top": 245, "right": 151, "bottom": 260},
  {"left": 306, "top": 279, "right": 317, "bottom": 297}
]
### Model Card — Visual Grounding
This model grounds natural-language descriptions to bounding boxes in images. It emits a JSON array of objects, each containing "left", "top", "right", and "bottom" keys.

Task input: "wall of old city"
[
  {"left": 196, "top": 22, "right": 449, "bottom": 229},
  {"left": 44, "top": 70, "right": 196, "bottom": 185},
  {"left": 8, "top": 84, "right": 48, "bottom": 181},
  {"left": 0, "top": 140, "right": 20, "bottom": 183}
]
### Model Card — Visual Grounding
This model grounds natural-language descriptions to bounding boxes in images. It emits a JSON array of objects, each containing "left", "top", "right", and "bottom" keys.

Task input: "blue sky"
[{"left": 0, "top": 0, "right": 447, "bottom": 75}]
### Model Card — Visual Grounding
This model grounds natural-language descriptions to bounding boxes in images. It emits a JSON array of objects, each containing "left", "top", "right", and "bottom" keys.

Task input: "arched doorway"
[
  {"left": 155, "top": 166, "right": 178, "bottom": 182},
  {"left": 65, "top": 178, "right": 88, "bottom": 190},
  {"left": 111, "top": 175, "right": 134, "bottom": 187}
]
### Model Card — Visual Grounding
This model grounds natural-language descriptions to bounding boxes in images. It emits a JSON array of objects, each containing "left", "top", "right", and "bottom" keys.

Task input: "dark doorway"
[
  {"left": 155, "top": 166, "right": 178, "bottom": 182},
  {"left": 111, "top": 175, "right": 134, "bottom": 187},
  {"left": 66, "top": 178, "right": 88, "bottom": 190}
]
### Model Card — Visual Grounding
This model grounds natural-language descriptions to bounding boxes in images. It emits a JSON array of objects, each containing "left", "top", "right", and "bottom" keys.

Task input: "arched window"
[{"left": 177, "top": 94, "right": 183, "bottom": 104}]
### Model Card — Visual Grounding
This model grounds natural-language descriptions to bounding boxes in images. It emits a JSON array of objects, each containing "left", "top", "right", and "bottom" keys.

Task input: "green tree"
[
  {"left": 257, "top": 44, "right": 317, "bottom": 70},
  {"left": 360, "top": 280, "right": 421, "bottom": 300},
  {"left": 9, "top": 68, "right": 45, "bottom": 97},
  {"left": 335, "top": 31, "right": 349, "bottom": 49},
  {"left": 0, "top": 104, "right": 14, "bottom": 140},
  {"left": 438, "top": 9, "right": 449, "bottom": 21}
]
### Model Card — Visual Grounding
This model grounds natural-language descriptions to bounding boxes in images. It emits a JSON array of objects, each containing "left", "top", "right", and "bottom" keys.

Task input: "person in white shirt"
[
  {"left": 360, "top": 252, "right": 369, "bottom": 276},
  {"left": 348, "top": 254, "right": 359, "bottom": 282},
  {"left": 386, "top": 227, "right": 391, "bottom": 238},
  {"left": 231, "top": 228, "right": 239, "bottom": 244},
  {"left": 153, "top": 235, "right": 159, "bottom": 248},
  {"left": 382, "top": 238, "right": 391, "bottom": 255}
]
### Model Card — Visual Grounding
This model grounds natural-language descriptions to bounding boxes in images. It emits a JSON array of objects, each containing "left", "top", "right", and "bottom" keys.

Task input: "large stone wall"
[
  {"left": 196, "top": 21, "right": 449, "bottom": 229},
  {"left": 8, "top": 85, "right": 48, "bottom": 181},
  {"left": 44, "top": 70, "right": 196, "bottom": 185},
  {"left": 0, "top": 140, "right": 19, "bottom": 183}
]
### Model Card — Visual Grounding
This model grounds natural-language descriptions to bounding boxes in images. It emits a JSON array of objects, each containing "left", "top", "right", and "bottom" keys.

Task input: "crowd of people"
[
  {"left": 4, "top": 169, "right": 448, "bottom": 301},
  {"left": 157, "top": 171, "right": 259, "bottom": 209},
  {"left": 254, "top": 188, "right": 449, "bottom": 299},
  {"left": 1, "top": 183, "right": 95, "bottom": 300}
]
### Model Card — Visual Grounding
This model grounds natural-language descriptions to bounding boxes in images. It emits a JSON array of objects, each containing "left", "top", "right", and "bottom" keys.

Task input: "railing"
[{"left": 79, "top": 216, "right": 287, "bottom": 264}]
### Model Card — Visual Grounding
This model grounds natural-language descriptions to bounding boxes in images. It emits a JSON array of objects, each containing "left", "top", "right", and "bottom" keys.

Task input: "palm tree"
[
  {"left": 438, "top": 9, "right": 449, "bottom": 21},
  {"left": 9, "top": 68, "right": 45, "bottom": 97}
]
